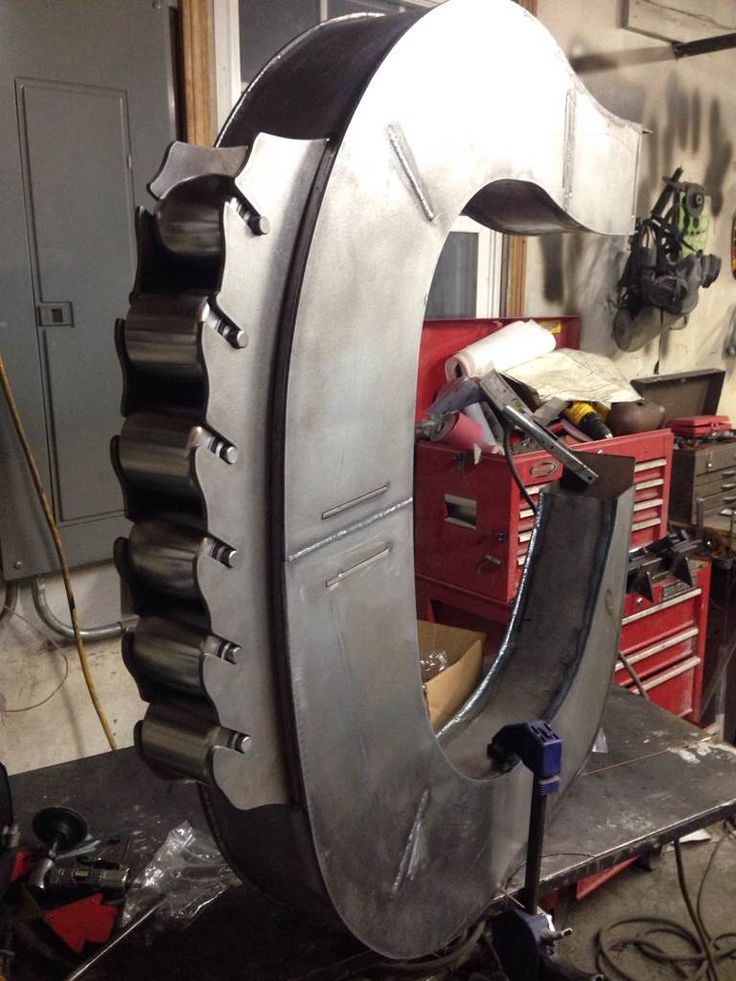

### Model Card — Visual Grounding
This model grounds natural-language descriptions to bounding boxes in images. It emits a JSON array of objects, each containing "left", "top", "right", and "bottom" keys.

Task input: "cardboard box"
[{"left": 418, "top": 620, "right": 484, "bottom": 731}]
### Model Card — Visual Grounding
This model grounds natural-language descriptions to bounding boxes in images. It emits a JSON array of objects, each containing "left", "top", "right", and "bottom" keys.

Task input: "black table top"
[{"left": 7, "top": 686, "right": 736, "bottom": 979}]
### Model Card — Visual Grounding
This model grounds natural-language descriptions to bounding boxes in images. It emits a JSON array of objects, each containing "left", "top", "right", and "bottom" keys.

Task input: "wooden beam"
[
  {"left": 180, "top": 0, "right": 217, "bottom": 146},
  {"left": 504, "top": 236, "right": 528, "bottom": 318}
]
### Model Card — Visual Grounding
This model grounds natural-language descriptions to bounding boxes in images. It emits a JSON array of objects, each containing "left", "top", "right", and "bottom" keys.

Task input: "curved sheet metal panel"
[{"left": 115, "top": 0, "right": 640, "bottom": 960}]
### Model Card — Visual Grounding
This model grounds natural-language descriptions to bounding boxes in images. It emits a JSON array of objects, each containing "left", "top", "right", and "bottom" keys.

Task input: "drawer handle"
[
  {"left": 723, "top": 496, "right": 736, "bottom": 504},
  {"left": 618, "top": 626, "right": 699, "bottom": 668},
  {"left": 622, "top": 587, "right": 701, "bottom": 624},
  {"left": 640, "top": 656, "right": 700, "bottom": 691},
  {"left": 723, "top": 483, "right": 736, "bottom": 490},
  {"left": 722, "top": 470, "right": 736, "bottom": 477}
]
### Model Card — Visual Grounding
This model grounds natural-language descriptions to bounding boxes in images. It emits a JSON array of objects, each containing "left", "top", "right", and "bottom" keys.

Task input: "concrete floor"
[{"left": 557, "top": 829, "right": 736, "bottom": 980}]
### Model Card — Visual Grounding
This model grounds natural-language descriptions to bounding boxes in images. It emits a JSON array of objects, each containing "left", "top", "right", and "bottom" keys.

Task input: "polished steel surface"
[{"left": 114, "top": 0, "right": 641, "bottom": 959}]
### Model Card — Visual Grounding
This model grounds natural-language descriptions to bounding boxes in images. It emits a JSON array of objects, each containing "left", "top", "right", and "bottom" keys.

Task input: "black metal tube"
[
  {"left": 523, "top": 786, "right": 547, "bottom": 914},
  {"left": 673, "top": 32, "right": 736, "bottom": 59}
]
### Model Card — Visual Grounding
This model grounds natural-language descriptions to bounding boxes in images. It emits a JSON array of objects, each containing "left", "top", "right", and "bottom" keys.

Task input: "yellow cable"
[{"left": 0, "top": 352, "right": 117, "bottom": 750}]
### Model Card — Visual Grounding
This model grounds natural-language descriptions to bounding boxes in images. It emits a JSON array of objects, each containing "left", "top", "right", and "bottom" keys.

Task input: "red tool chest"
[
  {"left": 413, "top": 317, "right": 707, "bottom": 724},
  {"left": 616, "top": 561, "right": 710, "bottom": 722},
  {"left": 415, "top": 431, "right": 673, "bottom": 621}
]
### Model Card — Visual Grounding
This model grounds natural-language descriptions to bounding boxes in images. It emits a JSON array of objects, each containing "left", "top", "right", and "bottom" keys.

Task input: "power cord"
[
  {"left": 594, "top": 828, "right": 736, "bottom": 980},
  {"left": 0, "top": 603, "right": 69, "bottom": 713},
  {"left": 0, "top": 352, "right": 117, "bottom": 749}
]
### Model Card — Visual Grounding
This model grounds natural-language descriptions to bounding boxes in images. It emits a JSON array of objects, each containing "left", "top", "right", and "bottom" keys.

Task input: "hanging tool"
[{"left": 614, "top": 168, "right": 721, "bottom": 351}]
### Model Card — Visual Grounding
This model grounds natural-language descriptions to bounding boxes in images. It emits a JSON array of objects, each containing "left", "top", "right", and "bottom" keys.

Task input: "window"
[{"left": 426, "top": 218, "right": 502, "bottom": 320}]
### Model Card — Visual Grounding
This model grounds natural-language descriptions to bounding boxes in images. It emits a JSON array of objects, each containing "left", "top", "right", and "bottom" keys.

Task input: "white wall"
[
  {"left": 0, "top": 564, "right": 142, "bottom": 774},
  {"left": 528, "top": 0, "right": 736, "bottom": 410}
]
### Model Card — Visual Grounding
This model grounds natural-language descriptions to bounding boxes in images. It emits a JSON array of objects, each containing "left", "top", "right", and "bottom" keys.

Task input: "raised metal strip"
[
  {"left": 640, "top": 656, "right": 700, "bottom": 691},
  {"left": 622, "top": 587, "right": 701, "bottom": 625},
  {"left": 634, "top": 457, "right": 666, "bottom": 473},
  {"left": 325, "top": 545, "right": 390, "bottom": 589},
  {"left": 321, "top": 483, "right": 390, "bottom": 520},
  {"left": 633, "top": 497, "right": 663, "bottom": 512},
  {"left": 518, "top": 530, "right": 533, "bottom": 544},
  {"left": 615, "top": 626, "right": 698, "bottom": 671}
]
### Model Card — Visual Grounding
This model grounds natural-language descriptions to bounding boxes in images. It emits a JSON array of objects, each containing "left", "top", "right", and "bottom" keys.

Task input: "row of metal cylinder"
[{"left": 115, "top": 167, "right": 251, "bottom": 786}]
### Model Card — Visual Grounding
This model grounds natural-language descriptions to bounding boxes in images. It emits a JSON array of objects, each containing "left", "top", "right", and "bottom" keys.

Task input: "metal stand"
[{"left": 488, "top": 721, "right": 602, "bottom": 981}]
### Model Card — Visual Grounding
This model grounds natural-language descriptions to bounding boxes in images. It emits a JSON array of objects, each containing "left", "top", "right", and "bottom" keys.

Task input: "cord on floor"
[{"left": 0, "top": 352, "right": 116, "bottom": 749}]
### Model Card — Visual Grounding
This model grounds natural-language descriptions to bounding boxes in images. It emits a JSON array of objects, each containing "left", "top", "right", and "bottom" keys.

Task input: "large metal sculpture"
[{"left": 113, "top": 0, "right": 641, "bottom": 959}]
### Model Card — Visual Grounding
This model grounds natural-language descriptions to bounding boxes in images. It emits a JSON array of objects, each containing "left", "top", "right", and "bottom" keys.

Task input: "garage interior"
[{"left": 1, "top": 0, "right": 736, "bottom": 979}]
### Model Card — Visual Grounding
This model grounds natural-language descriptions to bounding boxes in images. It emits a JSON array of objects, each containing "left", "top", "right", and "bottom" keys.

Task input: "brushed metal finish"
[
  {"left": 118, "top": 412, "right": 235, "bottom": 497},
  {"left": 114, "top": 0, "right": 641, "bottom": 960},
  {"left": 138, "top": 701, "right": 248, "bottom": 782},
  {"left": 129, "top": 615, "right": 240, "bottom": 696},
  {"left": 123, "top": 293, "right": 216, "bottom": 379}
]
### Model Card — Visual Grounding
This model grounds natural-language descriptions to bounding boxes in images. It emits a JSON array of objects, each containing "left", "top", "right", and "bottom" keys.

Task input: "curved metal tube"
[
  {"left": 31, "top": 578, "right": 130, "bottom": 642},
  {"left": 113, "top": 0, "right": 641, "bottom": 960},
  {"left": 0, "top": 578, "right": 19, "bottom": 627}
]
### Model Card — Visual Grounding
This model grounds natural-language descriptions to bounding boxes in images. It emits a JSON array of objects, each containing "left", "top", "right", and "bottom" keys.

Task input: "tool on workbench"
[
  {"left": 45, "top": 863, "right": 129, "bottom": 895},
  {"left": 60, "top": 894, "right": 165, "bottom": 981},
  {"left": 28, "top": 807, "right": 88, "bottom": 891},
  {"left": 428, "top": 370, "right": 599, "bottom": 488},
  {"left": 626, "top": 532, "right": 699, "bottom": 602},
  {"left": 488, "top": 722, "right": 602, "bottom": 981},
  {"left": 562, "top": 403, "right": 612, "bottom": 441}
]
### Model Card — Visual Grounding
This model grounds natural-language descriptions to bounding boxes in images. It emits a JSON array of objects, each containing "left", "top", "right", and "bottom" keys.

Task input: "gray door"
[{"left": 0, "top": 0, "right": 175, "bottom": 579}]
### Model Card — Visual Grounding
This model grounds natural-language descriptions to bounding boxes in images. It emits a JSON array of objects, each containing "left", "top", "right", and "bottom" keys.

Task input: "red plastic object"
[
  {"left": 575, "top": 860, "right": 637, "bottom": 900},
  {"left": 42, "top": 893, "right": 119, "bottom": 953},
  {"left": 415, "top": 316, "right": 580, "bottom": 422},
  {"left": 669, "top": 415, "right": 731, "bottom": 437},
  {"left": 11, "top": 848, "right": 34, "bottom": 883}
]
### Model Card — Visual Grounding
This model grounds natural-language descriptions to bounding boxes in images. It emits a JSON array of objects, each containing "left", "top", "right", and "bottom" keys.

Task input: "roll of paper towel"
[{"left": 445, "top": 320, "right": 556, "bottom": 380}]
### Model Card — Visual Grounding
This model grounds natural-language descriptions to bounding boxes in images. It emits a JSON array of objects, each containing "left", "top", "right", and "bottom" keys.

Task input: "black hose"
[{"left": 674, "top": 840, "right": 720, "bottom": 981}]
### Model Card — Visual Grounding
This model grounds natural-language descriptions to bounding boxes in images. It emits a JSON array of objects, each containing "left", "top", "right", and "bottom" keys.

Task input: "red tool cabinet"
[
  {"left": 415, "top": 430, "right": 673, "bottom": 622},
  {"left": 616, "top": 561, "right": 710, "bottom": 722},
  {"left": 413, "top": 317, "right": 708, "bottom": 723}
]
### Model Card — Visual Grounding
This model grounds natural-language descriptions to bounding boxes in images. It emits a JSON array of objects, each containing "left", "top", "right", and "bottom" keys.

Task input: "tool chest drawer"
[
  {"left": 616, "top": 561, "right": 710, "bottom": 722},
  {"left": 670, "top": 441, "right": 736, "bottom": 524},
  {"left": 619, "top": 656, "right": 700, "bottom": 719},
  {"left": 414, "top": 428, "right": 673, "bottom": 611}
]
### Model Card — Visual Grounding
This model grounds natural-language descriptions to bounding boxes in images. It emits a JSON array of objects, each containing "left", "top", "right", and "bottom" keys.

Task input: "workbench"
[{"left": 7, "top": 686, "right": 736, "bottom": 980}]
